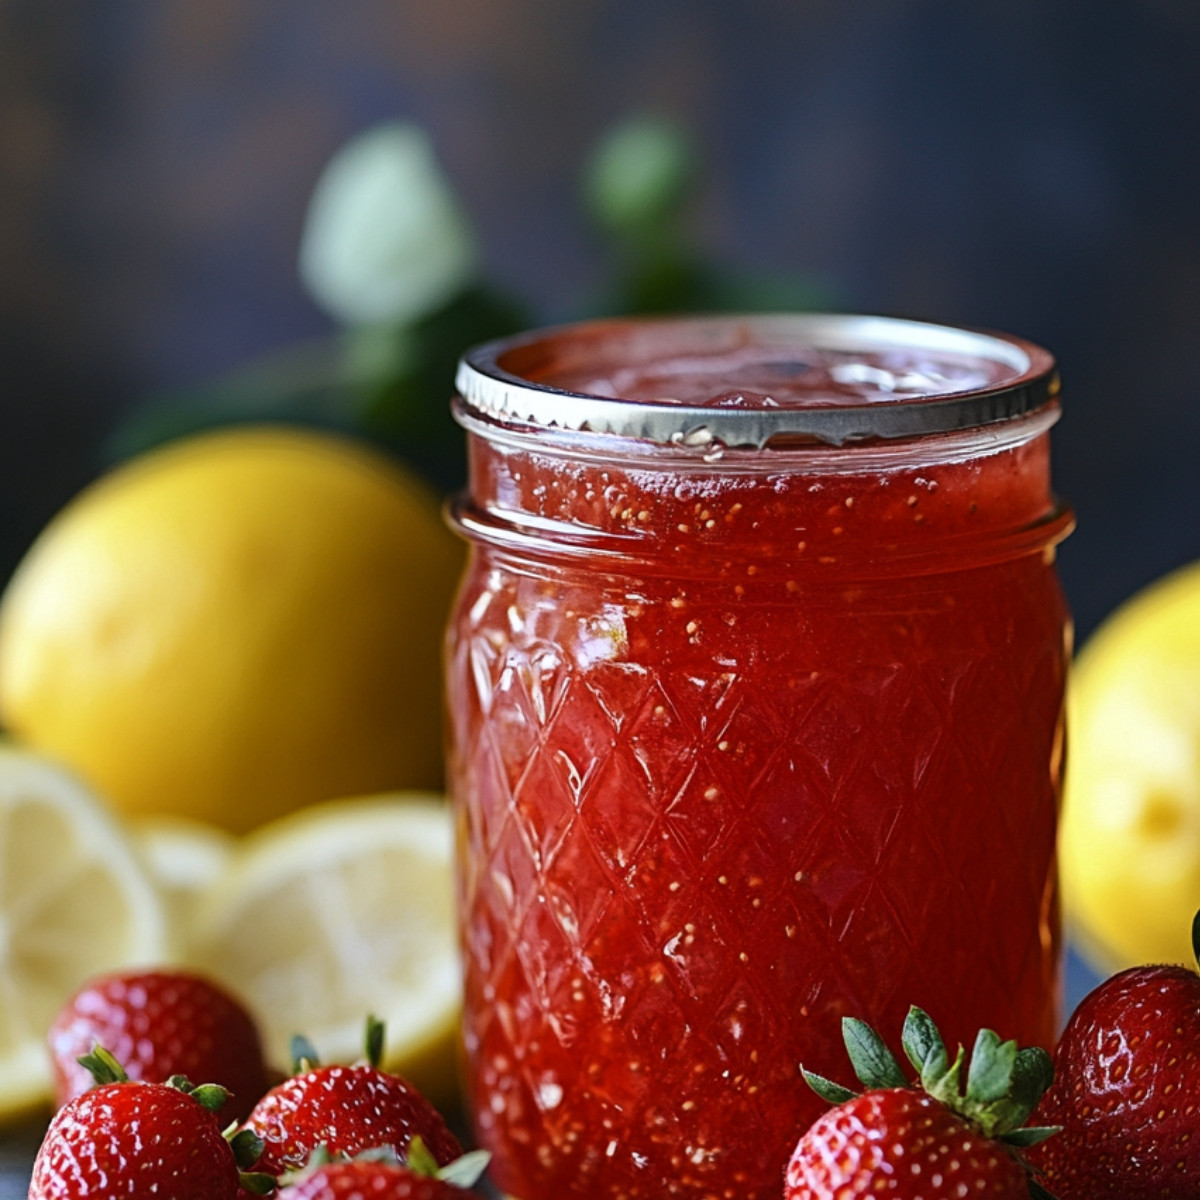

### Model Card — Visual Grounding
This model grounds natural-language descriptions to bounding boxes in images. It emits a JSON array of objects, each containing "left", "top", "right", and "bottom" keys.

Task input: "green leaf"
[
  {"left": 76, "top": 1045, "right": 128, "bottom": 1087},
  {"left": 800, "top": 1067, "right": 858, "bottom": 1106},
  {"left": 229, "top": 1129, "right": 265, "bottom": 1170},
  {"left": 353, "top": 1147, "right": 402, "bottom": 1164},
  {"left": 901, "top": 1007, "right": 949, "bottom": 1088},
  {"left": 238, "top": 1171, "right": 277, "bottom": 1195},
  {"left": 437, "top": 1149, "right": 492, "bottom": 1188},
  {"left": 842, "top": 1018, "right": 909, "bottom": 1090},
  {"left": 1010, "top": 1046, "right": 1055, "bottom": 1115},
  {"left": 364, "top": 1015, "right": 386, "bottom": 1069},
  {"left": 190, "top": 1084, "right": 230, "bottom": 1113},
  {"left": 299, "top": 121, "right": 479, "bottom": 327},
  {"left": 166, "top": 1074, "right": 194, "bottom": 1093},
  {"left": 966, "top": 1029, "right": 1017, "bottom": 1104},
  {"left": 998, "top": 1125, "right": 1061, "bottom": 1148},
  {"left": 1028, "top": 1176, "right": 1064, "bottom": 1200},
  {"left": 291, "top": 1034, "right": 321, "bottom": 1074},
  {"left": 583, "top": 114, "right": 697, "bottom": 237},
  {"left": 405, "top": 1136, "right": 440, "bottom": 1179}
]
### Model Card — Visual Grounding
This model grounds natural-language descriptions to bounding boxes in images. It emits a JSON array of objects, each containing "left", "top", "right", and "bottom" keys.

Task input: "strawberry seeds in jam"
[{"left": 446, "top": 315, "right": 1073, "bottom": 1200}]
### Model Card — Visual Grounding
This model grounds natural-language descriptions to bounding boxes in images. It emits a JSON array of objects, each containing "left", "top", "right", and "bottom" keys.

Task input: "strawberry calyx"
[
  {"left": 365, "top": 1014, "right": 386, "bottom": 1069},
  {"left": 290, "top": 1034, "right": 322, "bottom": 1074},
  {"left": 77, "top": 1044, "right": 277, "bottom": 1193},
  {"left": 406, "top": 1136, "right": 491, "bottom": 1189},
  {"left": 288, "top": 1014, "right": 387, "bottom": 1078},
  {"left": 224, "top": 1126, "right": 277, "bottom": 1193},
  {"left": 76, "top": 1044, "right": 128, "bottom": 1086},
  {"left": 802, "top": 1006, "right": 1061, "bottom": 1148},
  {"left": 78, "top": 1045, "right": 230, "bottom": 1113},
  {"left": 281, "top": 1140, "right": 491, "bottom": 1191}
]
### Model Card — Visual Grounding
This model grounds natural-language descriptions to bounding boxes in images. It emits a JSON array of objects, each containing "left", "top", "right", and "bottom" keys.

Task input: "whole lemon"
[
  {"left": 0, "top": 426, "right": 464, "bottom": 834},
  {"left": 1061, "top": 558, "right": 1200, "bottom": 971}
]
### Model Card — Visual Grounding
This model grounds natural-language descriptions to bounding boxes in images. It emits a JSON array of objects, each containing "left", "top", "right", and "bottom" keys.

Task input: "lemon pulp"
[{"left": 189, "top": 795, "right": 461, "bottom": 1105}]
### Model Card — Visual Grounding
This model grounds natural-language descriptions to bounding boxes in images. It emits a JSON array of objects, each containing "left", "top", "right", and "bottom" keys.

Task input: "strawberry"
[
  {"left": 28, "top": 1054, "right": 274, "bottom": 1200},
  {"left": 1025, "top": 912, "right": 1200, "bottom": 1199},
  {"left": 243, "top": 1019, "right": 462, "bottom": 1176},
  {"left": 279, "top": 1161, "right": 462, "bottom": 1200},
  {"left": 786, "top": 1007, "right": 1060, "bottom": 1200},
  {"left": 277, "top": 1142, "right": 490, "bottom": 1200},
  {"left": 49, "top": 968, "right": 270, "bottom": 1122}
]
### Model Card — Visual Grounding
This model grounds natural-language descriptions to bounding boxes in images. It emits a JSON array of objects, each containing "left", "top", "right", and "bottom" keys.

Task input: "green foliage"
[{"left": 108, "top": 112, "right": 824, "bottom": 494}]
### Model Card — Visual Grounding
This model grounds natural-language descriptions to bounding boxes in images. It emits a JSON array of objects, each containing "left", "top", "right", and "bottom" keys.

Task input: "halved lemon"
[
  {"left": 132, "top": 815, "right": 235, "bottom": 958},
  {"left": 188, "top": 795, "right": 461, "bottom": 1104},
  {"left": 0, "top": 747, "right": 168, "bottom": 1118}
]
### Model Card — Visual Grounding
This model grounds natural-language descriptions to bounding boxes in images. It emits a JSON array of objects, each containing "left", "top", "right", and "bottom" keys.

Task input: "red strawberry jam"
[{"left": 446, "top": 315, "right": 1073, "bottom": 1200}]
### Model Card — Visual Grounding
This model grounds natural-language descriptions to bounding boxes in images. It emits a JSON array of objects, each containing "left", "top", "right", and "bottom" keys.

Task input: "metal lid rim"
[{"left": 455, "top": 313, "right": 1058, "bottom": 449}]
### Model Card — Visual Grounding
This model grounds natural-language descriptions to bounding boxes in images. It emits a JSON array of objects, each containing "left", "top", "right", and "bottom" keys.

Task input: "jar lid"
[{"left": 455, "top": 313, "right": 1058, "bottom": 449}]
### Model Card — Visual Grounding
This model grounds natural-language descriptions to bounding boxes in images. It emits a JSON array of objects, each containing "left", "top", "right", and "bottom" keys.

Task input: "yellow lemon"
[
  {"left": 1061, "top": 558, "right": 1200, "bottom": 970},
  {"left": 132, "top": 815, "right": 236, "bottom": 956},
  {"left": 188, "top": 794, "right": 460, "bottom": 1106},
  {"left": 0, "top": 745, "right": 167, "bottom": 1119},
  {"left": 0, "top": 427, "right": 464, "bottom": 834}
]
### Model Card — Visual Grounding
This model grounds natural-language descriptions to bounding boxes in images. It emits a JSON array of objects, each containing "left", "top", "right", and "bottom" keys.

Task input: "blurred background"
[
  {"left": 2, "top": 0, "right": 1198, "bottom": 643},
  {"left": 2, "top": 0, "right": 1200, "bottom": 1047}
]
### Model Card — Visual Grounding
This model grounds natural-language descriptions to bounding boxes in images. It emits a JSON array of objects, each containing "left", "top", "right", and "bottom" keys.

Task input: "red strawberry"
[
  {"left": 280, "top": 1161, "right": 461, "bottom": 1200},
  {"left": 788, "top": 1088, "right": 1031, "bottom": 1198},
  {"left": 1026, "top": 916, "right": 1200, "bottom": 1199},
  {"left": 49, "top": 968, "right": 270, "bottom": 1122},
  {"left": 243, "top": 1020, "right": 462, "bottom": 1176},
  {"left": 278, "top": 1143, "right": 489, "bottom": 1200},
  {"left": 786, "top": 1007, "right": 1059, "bottom": 1200},
  {"left": 28, "top": 1070, "right": 272, "bottom": 1200}
]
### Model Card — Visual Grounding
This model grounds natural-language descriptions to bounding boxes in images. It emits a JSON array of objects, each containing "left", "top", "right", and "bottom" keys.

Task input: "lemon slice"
[
  {"left": 0, "top": 747, "right": 168, "bottom": 1118},
  {"left": 132, "top": 816, "right": 235, "bottom": 957},
  {"left": 189, "top": 795, "right": 461, "bottom": 1102}
]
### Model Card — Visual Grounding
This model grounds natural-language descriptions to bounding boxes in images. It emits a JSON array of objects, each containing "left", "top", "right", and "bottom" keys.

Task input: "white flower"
[{"left": 299, "top": 121, "right": 478, "bottom": 327}]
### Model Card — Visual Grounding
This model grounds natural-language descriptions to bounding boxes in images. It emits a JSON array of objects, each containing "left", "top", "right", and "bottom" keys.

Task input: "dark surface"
[{"left": 0, "top": 1116, "right": 43, "bottom": 1198}]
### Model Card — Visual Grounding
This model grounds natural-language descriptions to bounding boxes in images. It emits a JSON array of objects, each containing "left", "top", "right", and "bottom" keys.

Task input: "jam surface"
[
  {"left": 503, "top": 316, "right": 1022, "bottom": 409},
  {"left": 448, "top": 376, "right": 1069, "bottom": 1200}
]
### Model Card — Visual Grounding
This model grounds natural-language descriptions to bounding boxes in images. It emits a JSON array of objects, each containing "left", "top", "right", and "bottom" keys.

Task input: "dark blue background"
[{"left": 3, "top": 1, "right": 1198, "bottom": 647}]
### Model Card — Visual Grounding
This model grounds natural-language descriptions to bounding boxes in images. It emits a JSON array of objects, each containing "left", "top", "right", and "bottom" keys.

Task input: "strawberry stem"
[
  {"left": 365, "top": 1015, "right": 385, "bottom": 1069},
  {"left": 77, "top": 1044, "right": 128, "bottom": 1087},
  {"left": 290, "top": 1034, "right": 321, "bottom": 1074}
]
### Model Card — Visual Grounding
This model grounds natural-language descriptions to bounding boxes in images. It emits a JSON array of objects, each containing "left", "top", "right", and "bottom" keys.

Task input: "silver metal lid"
[{"left": 455, "top": 313, "right": 1058, "bottom": 449}]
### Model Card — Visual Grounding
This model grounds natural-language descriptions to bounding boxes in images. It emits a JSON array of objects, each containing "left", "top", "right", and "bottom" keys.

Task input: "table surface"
[{"left": 0, "top": 1117, "right": 43, "bottom": 1198}]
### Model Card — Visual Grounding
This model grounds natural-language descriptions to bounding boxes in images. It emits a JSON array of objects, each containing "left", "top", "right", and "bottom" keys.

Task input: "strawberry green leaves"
[
  {"left": 76, "top": 1044, "right": 128, "bottom": 1086},
  {"left": 843, "top": 1017, "right": 910, "bottom": 1090},
  {"left": 802, "top": 1006, "right": 1059, "bottom": 1147}
]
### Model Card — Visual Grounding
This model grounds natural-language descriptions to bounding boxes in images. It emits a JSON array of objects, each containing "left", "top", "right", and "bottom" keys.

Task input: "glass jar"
[{"left": 445, "top": 314, "right": 1073, "bottom": 1200}]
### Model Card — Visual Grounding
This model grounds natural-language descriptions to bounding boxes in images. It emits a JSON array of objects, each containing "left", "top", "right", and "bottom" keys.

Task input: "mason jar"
[{"left": 445, "top": 314, "right": 1073, "bottom": 1200}]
